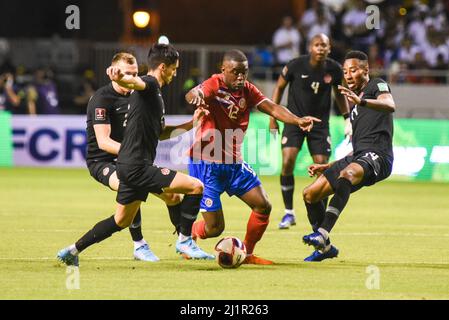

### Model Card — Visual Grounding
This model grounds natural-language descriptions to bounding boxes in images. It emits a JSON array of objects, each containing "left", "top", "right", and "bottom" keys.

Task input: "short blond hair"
[{"left": 111, "top": 52, "right": 136, "bottom": 65}]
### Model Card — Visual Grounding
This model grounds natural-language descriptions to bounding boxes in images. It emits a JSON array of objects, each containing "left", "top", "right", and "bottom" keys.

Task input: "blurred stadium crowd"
[
  {"left": 0, "top": 0, "right": 448, "bottom": 115},
  {"left": 264, "top": 0, "right": 449, "bottom": 81}
]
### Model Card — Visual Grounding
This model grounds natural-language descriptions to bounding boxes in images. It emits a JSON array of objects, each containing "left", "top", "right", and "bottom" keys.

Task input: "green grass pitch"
[{"left": 1, "top": 168, "right": 448, "bottom": 300}]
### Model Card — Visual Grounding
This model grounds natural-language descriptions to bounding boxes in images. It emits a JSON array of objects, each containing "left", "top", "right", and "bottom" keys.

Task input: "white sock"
[
  {"left": 285, "top": 209, "right": 295, "bottom": 215},
  {"left": 133, "top": 239, "right": 147, "bottom": 250},
  {"left": 320, "top": 244, "right": 332, "bottom": 253},
  {"left": 69, "top": 244, "right": 79, "bottom": 256},
  {"left": 318, "top": 227, "right": 329, "bottom": 240},
  {"left": 178, "top": 233, "right": 190, "bottom": 242}
]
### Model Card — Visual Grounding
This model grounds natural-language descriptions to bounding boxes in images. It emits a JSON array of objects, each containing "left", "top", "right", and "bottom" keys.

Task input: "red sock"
[
  {"left": 244, "top": 211, "right": 269, "bottom": 255},
  {"left": 192, "top": 220, "right": 208, "bottom": 239}
]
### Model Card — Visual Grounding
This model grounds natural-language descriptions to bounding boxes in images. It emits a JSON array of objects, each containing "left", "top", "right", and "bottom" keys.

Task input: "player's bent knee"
[
  {"left": 164, "top": 193, "right": 182, "bottom": 206},
  {"left": 303, "top": 187, "right": 320, "bottom": 204},
  {"left": 115, "top": 215, "right": 131, "bottom": 229},
  {"left": 207, "top": 222, "right": 225, "bottom": 237},
  {"left": 255, "top": 200, "right": 272, "bottom": 215},
  {"left": 190, "top": 178, "right": 204, "bottom": 195},
  {"left": 339, "top": 169, "right": 357, "bottom": 184}
]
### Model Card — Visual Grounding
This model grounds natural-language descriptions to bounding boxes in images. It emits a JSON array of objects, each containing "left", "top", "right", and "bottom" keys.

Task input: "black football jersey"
[
  {"left": 117, "top": 75, "right": 166, "bottom": 166},
  {"left": 282, "top": 55, "right": 343, "bottom": 124},
  {"left": 86, "top": 83, "right": 130, "bottom": 162},
  {"left": 350, "top": 78, "right": 394, "bottom": 159}
]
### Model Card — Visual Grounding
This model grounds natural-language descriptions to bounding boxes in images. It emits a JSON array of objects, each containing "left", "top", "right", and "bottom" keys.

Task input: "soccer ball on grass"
[{"left": 214, "top": 236, "right": 247, "bottom": 269}]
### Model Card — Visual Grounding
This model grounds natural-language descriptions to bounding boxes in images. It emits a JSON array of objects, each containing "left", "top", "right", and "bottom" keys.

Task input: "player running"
[
  {"left": 269, "top": 33, "right": 350, "bottom": 230},
  {"left": 187, "top": 49, "right": 320, "bottom": 265},
  {"left": 86, "top": 52, "right": 205, "bottom": 262},
  {"left": 57, "top": 44, "right": 213, "bottom": 267},
  {"left": 301, "top": 50, "right": 395, "bottom": 261}
]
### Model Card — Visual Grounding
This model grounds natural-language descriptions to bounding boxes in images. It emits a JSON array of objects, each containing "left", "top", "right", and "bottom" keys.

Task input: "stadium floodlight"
[
  {"left": 158, "top": 35, "right": 169, "bottom": 44},
  {"left": 133, "top": 11, "right": 150, "bottom": 29}
]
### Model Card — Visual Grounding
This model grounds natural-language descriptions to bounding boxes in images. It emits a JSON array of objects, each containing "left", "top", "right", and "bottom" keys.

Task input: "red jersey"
[{"left": 189, "top": 74, "right": 268, "bottom": 163}]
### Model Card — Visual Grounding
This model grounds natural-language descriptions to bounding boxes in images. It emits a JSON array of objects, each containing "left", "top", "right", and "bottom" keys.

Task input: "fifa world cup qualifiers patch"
[
  {"left": 377, "top": 82, "right": 389, "bottom": 92},
  {"left": 95, "top": 108, "right": 106, "bottom": 121}
]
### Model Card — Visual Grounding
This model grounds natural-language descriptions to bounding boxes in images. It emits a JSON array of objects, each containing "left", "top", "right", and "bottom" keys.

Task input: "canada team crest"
[{"left": 324, "top": 74, "right": 332, "bottom": 84}]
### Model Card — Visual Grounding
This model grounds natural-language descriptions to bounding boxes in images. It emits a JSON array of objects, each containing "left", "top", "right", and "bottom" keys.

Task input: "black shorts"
[
  {"left": 323, "top": 151, "right": 393, "bottom": 193},
  {"left": 116, "top": 163, "right": 177, "bottom": 205},
  {"left": 87, "top": 160, "right": 117, "bottom": 190},
  {"left": 281, "top": 123, "right": 331, "bottom": 156}
]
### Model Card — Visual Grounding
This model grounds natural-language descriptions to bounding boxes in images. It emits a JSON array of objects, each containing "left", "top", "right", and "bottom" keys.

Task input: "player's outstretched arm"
[
  {"left": 338, "top": 85, "right": 395, "bottom": 113},
  {"left": 106, "top": 66, "right": 147, "bottom": 91},
  {"left": 185, "top": 87, "right": 207, "bottom": 107},
  {"left": 159, "top": 107, "right": 209, "bottom": 140},
  {"left": 257, "top": 99, "right": 321, "bottom": 132}
]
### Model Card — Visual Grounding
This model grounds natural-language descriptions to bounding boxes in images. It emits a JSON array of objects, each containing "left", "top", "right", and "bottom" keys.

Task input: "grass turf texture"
[{"left": 0, "top": 168, "right": 448, "bottom": 300}]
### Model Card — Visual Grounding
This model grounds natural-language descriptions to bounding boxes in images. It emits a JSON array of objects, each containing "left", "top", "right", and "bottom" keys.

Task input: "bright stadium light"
[
  {"left": 133, "top": 11, "right": 150, "bottom": 28},
  {"left": 158, "top": 35, "right": 169, "bottom": 44}
]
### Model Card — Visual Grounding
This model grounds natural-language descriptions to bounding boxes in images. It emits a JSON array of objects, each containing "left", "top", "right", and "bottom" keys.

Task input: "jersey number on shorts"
[
  {"left": 363, "top": 152, "right": 379, "bottom": 161},
  {"left": 311, "top": 82, "right": 320, "bottom": 94}
]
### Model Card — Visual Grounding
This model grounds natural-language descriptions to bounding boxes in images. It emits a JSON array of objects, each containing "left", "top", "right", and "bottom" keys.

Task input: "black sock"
[
  {"left": 167, "top": 203, "right": 182, "bottom": 234},
  {"left": 320, "top": 178, "right": 352, "bottom": 233},
  {"left": 75, "top": 215, "right": 123, "bottom": 253},
  {"left": 322, "top": 197, "right": 329, "bottom": 209},
  {"left": 179, "top": 194, "right": 202, "bottom": 236},
  {"left": 280, "top": 175, "right": 294, "bottom": 210},
  {"left": 305, "top": 201, "right": 326, "bottom": 232},
  {"left": 129, "top": 208, "right": 143, "bottom": 242}
]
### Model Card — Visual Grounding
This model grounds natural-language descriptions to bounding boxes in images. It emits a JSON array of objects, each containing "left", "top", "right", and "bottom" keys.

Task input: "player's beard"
[{"left": 233, "top": 81, "right": 244, "bottom": 90}]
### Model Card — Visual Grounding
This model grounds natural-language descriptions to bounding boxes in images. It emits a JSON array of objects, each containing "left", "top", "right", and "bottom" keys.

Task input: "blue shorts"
[{"left": 188, "top": 159, "right": 261, "bottom": 212}]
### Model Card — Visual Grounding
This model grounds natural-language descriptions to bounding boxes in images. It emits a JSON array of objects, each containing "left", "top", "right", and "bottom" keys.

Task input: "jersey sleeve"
[
  {"left": 247, "top": 82, "right": 268, "bottom": 109},
  {"left": 371, "top": 78, "right": 391, "bottom": 98},
  {"left": 88, "top": 94, "right": 112, "bottom": 125},
  {"left": 141, "top": 76, "right": 158, "bottom": 94}
]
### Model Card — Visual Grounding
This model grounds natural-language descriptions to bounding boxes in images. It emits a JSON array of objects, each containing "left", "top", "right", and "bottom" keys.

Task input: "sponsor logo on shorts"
[
  {"left": 281, "top": 136, "right": 288, "bottom": 145},
  {"left": 205, "top": 198, "right": 213, "bottom": 208},
  {"left": 102, "top": 167, "right": 110, "bottom": 176},
  {"left": 161, "top": 168, "right": 170, "bottom": 175},
  {"left": 95, "top": 108, "right": 106, "bottom": 121}
]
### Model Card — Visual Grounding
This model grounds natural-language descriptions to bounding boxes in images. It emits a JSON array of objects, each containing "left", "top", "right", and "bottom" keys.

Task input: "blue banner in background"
[{"left": 7, "top": 114, "right": 449, "bottom": 182}]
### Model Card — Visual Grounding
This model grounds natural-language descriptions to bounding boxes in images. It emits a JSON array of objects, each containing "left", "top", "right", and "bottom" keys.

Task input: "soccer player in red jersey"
[{"left": 187, "top": 50, "right": 320, "bottom": 264}]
